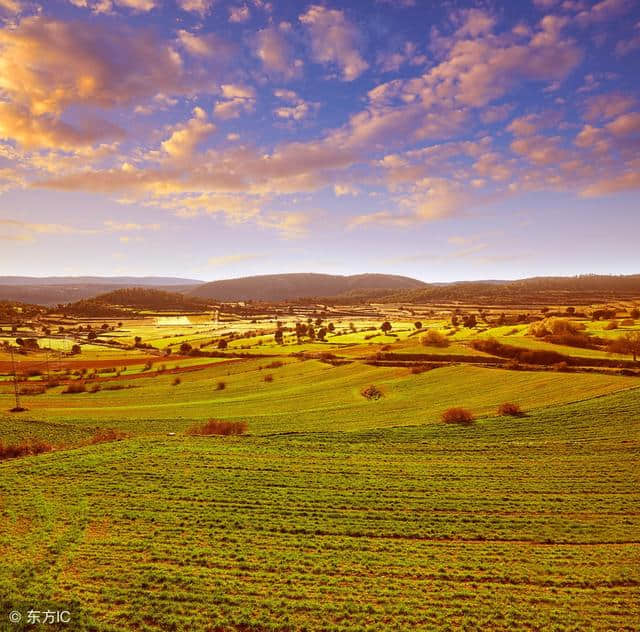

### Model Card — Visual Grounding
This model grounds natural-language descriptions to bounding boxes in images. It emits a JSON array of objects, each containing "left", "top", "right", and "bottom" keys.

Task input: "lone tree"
[
  {"left": 608, "top": 331, "right": 640, "bottom": 362},
  {"left": 414, "top": 321, "right": 423, "bottom": 330},
  {"left": 381, "top": 321, "right": 392, "bottom": 334}
]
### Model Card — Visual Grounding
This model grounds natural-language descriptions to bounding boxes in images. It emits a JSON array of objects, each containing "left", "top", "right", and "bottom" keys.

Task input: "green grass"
[
  {"left": 1, "top": 388, "right": 639, "bottom": 631},
  {"left": 2, "top": 315, "right": 639, "bottom": 630},
  {"left": 1, "top": 361, "right": 635, "bottom": 437}
]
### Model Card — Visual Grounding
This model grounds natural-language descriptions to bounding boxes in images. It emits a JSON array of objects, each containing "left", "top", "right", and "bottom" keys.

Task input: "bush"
[
  {"left": 86, "top": 428, "right": 128, "bottom": 444},
  {"left": 216, "top": 381, "right": 226, "bottom": 390},
  {"left": 497, "top": 402, "right": 523, "bottom": 416},
  {"left": 172, "top": 376, "right": 182, "bottom": 386},
  {"left": 529, "top": 318, "right": 581, "bottom": 338},
  {"left": 421, "top": 330, "right": 450, "bottom": 347},
  {"left": 441, "top": 408, "right": 474, "bottom": 424},
  {"left": 263, "top": 374, "right": 274, "bottom": 382},
  {"left": 0, "top": 439, "right": 54, "bottom": 461},
  {"left": 361, "top": 385, "right": 383, "bottom": 400},
  {"left": 186, "top": 419, "right": 248, "bottom": 436},
  {"left": 264, "top": 360, "right": 284, "bottom": 369},
  {"left": 62, "top": 381, "right": 86, "bottom": 394}
]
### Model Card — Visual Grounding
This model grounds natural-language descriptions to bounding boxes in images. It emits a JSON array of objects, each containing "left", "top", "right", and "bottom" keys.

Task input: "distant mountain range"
[
  {"left": 0, "top": 273, "right": 638, "bottom": 306},
  {"left": 0, "top": 276, "right": 201, "bottom": 286},
  {"left": 0, "top": 277, "right": 203, "bottom": 305},
  {"left": 189, "top": 273, "right": 427, "bottom": 301}
]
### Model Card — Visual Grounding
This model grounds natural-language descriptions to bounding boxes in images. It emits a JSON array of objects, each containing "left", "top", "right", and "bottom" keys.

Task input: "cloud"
[
  {"left": 582, "top": 168, "right": 640, "bottom": 196},
  {"left": 161, "top": 107, "right": 216, "bottom": 160},
  {"left": 177, "top": 30, "right": 233, "bottom": 59},
  {"left": 350, "top": 177, "right": 471, "bottom": 227},
  {"left": 213, "top": 84, "right": 256, "bottom": 119},
  {"left": 0, "top": 16, "right": 221, "bottom": 149},
  {"left": 273, "top": 89, "right": 318, "bottom": 121},
  {"left": 104, "top": 220, "right": 161, "bottom": 231},
  {"left": 0, "top": 218, "right": 98, "bottom": 241},
  {"left": 176, "top": 0, "right": 214, "bottom": 16},
  {"left": 257, "top": 211, "right": 311, "bottom": 238},
  {"left": 0, "top": 0, "right": 21, "bottom": 14},
  {"left": 208, "top": 253, "right": 263, "bottom": 266},
  {"left": 229, "top": 5, "right": 249, "bottom": 22},
  {"left": 606, "top": 111, "right": 640, "bottom": 136},
  {"left": 254, "top": 25, "right": 301, "bottom": 80},
  {"left": 583, "top": 92, "right": 635, "bottom": 121},
  {"left": 299, "top": 5, "right": 369, "bottom": 81},
  {"left": 576, "top": 0, "right": 633, "bottom": 25},
  {"left": 377, "top": 41, "right": 426, "bottom": 73},
  {"left": 68, "top": 0, "right": 158, "bottom": 13}
]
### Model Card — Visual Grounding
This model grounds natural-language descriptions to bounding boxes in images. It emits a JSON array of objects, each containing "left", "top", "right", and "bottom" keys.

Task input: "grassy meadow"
[{"left": 1, "top": 307, "right": 640, "bottom": 630}]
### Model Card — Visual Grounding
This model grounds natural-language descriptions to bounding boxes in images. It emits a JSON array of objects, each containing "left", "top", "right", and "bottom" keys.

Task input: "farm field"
[
  {"left": 1, "top": 388, "right": 639, "bottom": 631},
  {"left": 1, "top": 305, "right": 640, "bottom": 630}
]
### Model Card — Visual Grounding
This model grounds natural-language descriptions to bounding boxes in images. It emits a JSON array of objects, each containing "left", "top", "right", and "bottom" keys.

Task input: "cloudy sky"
[{"left": 0, "top": 0, "right": 638, "bottom": 281}]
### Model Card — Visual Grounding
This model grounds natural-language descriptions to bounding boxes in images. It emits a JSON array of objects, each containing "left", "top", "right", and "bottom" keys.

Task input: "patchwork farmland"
[{"left": 1, "top": 294, "right": 640, "bottom": 630}]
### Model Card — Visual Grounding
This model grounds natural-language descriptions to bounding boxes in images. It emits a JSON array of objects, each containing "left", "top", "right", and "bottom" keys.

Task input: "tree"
[
  {"left": 608, "top": 331, "right": 640, "bottom": 362},
  {"left": 87, "top": 331, "right": 97, "bottom": 341},
  {"left": 71, "top": 344, "right": 81, "bottom": 355},
  {"left": 274, "top": 329, "right": 284, "bottom": 345},
  {"left": 631, "top": 308, "right": 640, "bottom": 319},
  {"left": 381, "top": 321, "right": 392, "bottom": 334},
  {"left": 414, "top": 321, "right": 423, "bottom": 330},
  {"left": 217, "top": 339, "right": 228, "bottom": 350},
  {"left": 134, "top": 336, "right": 142, "bottom": 347},
  {"left": 180, "top": 342, "right": 192, "bottom": 354},
  {"left": 317, "top": 327, "right": 327, "bottom": 341},
  {"left": 307, "top": 325, "right": 316, "bottom": 340},
  {"left": 463, "top": 314, "right": 477, "bottom": 328},
  {"left": 328, "top": 322, "right": 335, "bottom": 332},
  {"left": 451, "top": 314, "right": 459, "bottom": 327}
]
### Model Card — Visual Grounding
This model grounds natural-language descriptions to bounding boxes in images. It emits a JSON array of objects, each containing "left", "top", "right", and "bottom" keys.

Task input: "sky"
[{"left": 0, "top": 0, "right": 639, "bottom": 282}]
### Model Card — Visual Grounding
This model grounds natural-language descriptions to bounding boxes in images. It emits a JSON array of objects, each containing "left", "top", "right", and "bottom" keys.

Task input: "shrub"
[
  {"left": 0, "top": 439, "right": 54, "bottom": 461},
  {"left": 62, "top": 381, "right": 86, "bottom": 394},
  {"left": 421, "top": 330, "right": 450, "bottom": 348},
  {"left": 172, "top": 376, "right": 182, "bottom": 386},
  {"left": 529, "top": 318, "right": 581, "bottom": 338},
  {"left": 497, "top": 402, "right": 523, "bottom": 416},
  {"left": 86, "top": 428, "right": 128, "bottom": 444},
  {"left": 263, "top": 374, "right": 274, "bottom": 382},
  {"left": 216, "top": 381, "right": 226, "bottom": 390},
  {"left": 441, "top": 407, "right": 474, "bottom": 424},
  {"left": 186, "top": 419, "right": 248, "bottom": 436},
  {"left": 361, "top": 385, "right": 383, "bottom": 400},
  {"left": 264, "top": 360, "right": 284, "bottom": 369}
]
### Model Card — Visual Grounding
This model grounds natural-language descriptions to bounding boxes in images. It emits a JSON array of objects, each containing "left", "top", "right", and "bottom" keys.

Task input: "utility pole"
[
  {"left": 10, "top": 347, "right": 22, "bottom": 411},
  {"left": 45, "top": 349, "right": 51, "bottom": 383}
]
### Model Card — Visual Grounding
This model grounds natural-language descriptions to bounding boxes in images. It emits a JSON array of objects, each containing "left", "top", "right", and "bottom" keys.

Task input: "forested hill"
[
  {"left": 190, "top": 273, "right": 427, "bottom": 301},
  {"left": 61, "top": 288, "right": 212, "bottom": 316},
  {"left": 381, "top": 275, "right": 640, "bottom": 304}
]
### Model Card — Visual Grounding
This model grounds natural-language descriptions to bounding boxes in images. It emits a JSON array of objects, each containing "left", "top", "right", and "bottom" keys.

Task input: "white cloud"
[{"left": 299, "top": 5, "right": 369, "bottom": 81}]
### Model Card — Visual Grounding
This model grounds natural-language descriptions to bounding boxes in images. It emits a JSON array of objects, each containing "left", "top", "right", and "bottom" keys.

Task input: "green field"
[
  {"left": 1, "top": 312, "right": 640, "bottom": 630},
  {"left": 1, "top": 387, "right": 639, "bottom": 631}
]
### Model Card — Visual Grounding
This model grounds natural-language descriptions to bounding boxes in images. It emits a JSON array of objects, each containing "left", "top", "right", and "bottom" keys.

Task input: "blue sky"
[{"left": 0, "top": 0, "right": 639, "bottom": 281}]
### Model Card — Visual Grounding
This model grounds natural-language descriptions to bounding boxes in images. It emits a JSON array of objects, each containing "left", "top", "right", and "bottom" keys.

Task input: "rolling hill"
[
  {"left": 0, "top": 277, "right": 204, "bottom": 306},
  {"left": 189, "top": 273, "right": 427, "bottom": 301}
]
